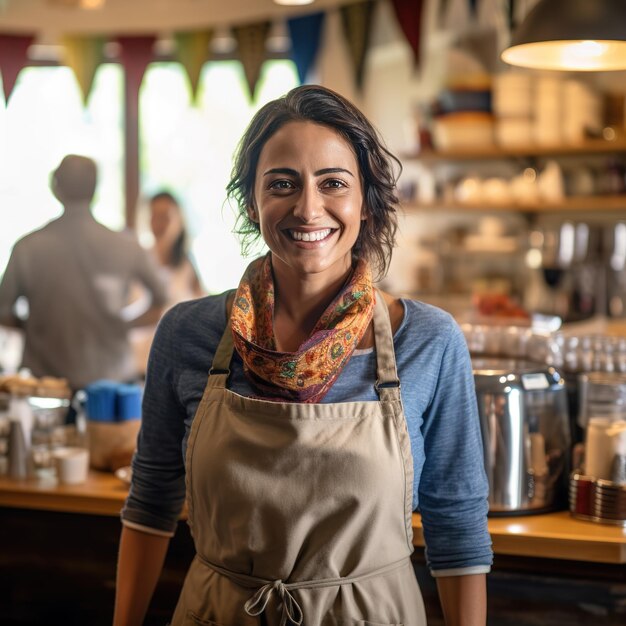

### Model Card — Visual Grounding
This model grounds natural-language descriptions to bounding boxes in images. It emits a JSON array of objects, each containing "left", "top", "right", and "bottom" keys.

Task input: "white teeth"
[{"left": 290, "top": 228, "right": 332, "bottom": 242}]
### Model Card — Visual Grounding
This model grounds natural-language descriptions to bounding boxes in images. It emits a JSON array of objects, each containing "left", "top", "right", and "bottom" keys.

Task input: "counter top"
[
  {"left": 0, "top": 470, "right": 127, "bottom": 516},
  {"left": 412, "top": 511, "right": 626, "bottom": 564},
  {"left": 0, "top": 471, "right": 624, "bottom": 564}
]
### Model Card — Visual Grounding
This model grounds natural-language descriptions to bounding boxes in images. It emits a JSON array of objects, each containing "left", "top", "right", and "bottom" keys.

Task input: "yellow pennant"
[{"left": 61, "top": 35, "right": 106, "bottom": 105}]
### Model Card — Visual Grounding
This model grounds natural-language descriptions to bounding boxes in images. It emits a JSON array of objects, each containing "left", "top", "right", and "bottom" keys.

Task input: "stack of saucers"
[{"left": 569, "top": 471, "right": 626, "bottom": 526}]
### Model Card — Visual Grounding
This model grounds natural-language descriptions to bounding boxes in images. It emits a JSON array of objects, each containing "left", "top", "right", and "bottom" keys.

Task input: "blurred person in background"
[
  {"left": 148, "top": 191, "right": 204, "bottom": 304},
  {"left": 130, "top": 191, "right": 205, "bottom": 375},
  {"left": 0, "top": 154, "right": 168, "bottom": 391}
]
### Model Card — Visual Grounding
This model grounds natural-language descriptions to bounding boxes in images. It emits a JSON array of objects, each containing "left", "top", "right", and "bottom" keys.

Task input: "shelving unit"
[
  {"left": 402, "top": 138, "right": 626, "bottom": 163},
  {"left": 401, "top": 139, "right": 626, "bottom": 215},
  {"left": 402, "top": 194, "right": 626, "bottom": 214}
]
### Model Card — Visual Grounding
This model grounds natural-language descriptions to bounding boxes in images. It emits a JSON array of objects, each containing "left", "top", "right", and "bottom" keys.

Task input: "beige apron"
[{"left": 171, "top": 293, "right": 426, "bottom": 626}]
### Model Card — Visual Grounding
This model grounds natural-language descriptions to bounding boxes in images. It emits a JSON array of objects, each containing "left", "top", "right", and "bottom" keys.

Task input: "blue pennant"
[{"left": 286, "top": 12, "right": 326, "bottom": 85}]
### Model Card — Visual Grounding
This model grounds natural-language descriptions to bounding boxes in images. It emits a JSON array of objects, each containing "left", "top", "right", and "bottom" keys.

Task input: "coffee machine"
[
  {"left": 524, "top": 221, "right": 603, "bottom": 323},
  {"left": 472, "top": 358, "right": 571, "bottom": 515}
]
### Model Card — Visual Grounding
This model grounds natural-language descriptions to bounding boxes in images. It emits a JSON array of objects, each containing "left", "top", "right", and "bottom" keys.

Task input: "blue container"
[
  {"left": 85, "top": 380, "right": 118, "bottom": 422},
  {"left": 116, "top": 384, "right": 142, "bottom": 421}
]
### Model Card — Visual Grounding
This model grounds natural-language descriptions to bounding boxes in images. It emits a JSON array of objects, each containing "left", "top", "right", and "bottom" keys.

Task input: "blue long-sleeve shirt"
[{"left": 121, "top": 292, "right": 492, "bottom": 576}]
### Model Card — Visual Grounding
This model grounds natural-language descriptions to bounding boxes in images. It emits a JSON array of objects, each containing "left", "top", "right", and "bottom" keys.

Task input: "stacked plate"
[{"left": 569, "top": 471, "right": 626, "bottom": 526}]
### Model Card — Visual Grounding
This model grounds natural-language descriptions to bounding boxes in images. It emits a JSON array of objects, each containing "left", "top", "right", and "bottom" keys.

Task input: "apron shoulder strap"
[
  {"left": 372, "top": 290, "right": 401, "bottom": 402},
  {"left": 207, "top": 291, "right": 236, "bottom": 388}
]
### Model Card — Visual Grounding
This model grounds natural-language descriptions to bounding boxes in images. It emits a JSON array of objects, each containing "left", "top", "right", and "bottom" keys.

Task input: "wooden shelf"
[
  {"left": 401, "top": 194, "right": 626, "bottom": 214},
  {"left": 403, "top": 138, "right": 626, "bottom": 162}
]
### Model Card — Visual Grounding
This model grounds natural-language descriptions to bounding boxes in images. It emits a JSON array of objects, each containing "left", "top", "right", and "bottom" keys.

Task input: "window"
[
  {"left": 0, "top": 64, "right": 125, "bottom": 275},
  {"left": 139, "top": 59, "right": 299, "bottom": 293},
  {"left": 0, "top": 58, "right": 299, "bottom": 293}
]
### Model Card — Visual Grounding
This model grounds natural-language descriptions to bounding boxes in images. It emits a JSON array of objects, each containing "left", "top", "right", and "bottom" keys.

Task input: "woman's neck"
[
  {"left": 154, "top": 239, "right": 172, "bottom": 266},
  {"left": 271, "top": 262, "right": 353, "bottom": 352}
]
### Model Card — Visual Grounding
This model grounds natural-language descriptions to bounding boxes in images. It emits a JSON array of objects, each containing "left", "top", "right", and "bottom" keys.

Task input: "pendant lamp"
[{"left": 501, "top": 0, "right": 626, "bottom": 71}]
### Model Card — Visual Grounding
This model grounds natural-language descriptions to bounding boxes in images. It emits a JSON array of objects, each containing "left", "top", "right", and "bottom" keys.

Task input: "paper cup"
[{"left": 53, "top": 447, "right": 90, "bottom": 485}]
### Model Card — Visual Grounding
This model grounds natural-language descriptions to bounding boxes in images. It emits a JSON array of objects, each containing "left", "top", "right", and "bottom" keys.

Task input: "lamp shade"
[{"left": 502, "top": 0, "right": 626, "bottom": 71}]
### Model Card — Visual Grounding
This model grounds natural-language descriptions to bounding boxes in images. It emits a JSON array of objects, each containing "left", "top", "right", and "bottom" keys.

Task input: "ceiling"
[{"left": 0, "top": 0, "right": 359, "bottom": 40}]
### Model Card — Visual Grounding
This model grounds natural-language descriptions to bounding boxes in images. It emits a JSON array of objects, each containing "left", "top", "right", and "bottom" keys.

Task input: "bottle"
[{"left": 8, "top": 419, "right": 28, "bottom": 479}]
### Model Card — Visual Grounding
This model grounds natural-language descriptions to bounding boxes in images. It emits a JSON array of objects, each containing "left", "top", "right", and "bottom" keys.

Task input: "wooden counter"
[
  {"left": 0, "top": 471, "right": 624, "bottom": 564},
  {"left": 0, "top": 470, "right": 127, "bottom": 516},
  {"left": 413, "top": 512, "right": 626, "bottom": 565}
]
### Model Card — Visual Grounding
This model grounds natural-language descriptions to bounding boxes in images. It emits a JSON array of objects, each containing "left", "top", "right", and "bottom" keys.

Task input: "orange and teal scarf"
[{"left": 231, "top": 253, "right": 374, "bottom": 403}]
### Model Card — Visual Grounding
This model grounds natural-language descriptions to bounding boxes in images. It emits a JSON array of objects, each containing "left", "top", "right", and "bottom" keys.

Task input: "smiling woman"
[
  {"left": 115, "top": 85, "right": 492, "bottom": 626},
  {"left": 251, "top": 121, "right": 365, "bottom": 287}
]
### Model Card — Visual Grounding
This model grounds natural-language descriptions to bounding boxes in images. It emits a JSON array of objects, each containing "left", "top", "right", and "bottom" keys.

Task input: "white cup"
[{"left": 53, "top": 447, "right": 90, "bottom": 485}]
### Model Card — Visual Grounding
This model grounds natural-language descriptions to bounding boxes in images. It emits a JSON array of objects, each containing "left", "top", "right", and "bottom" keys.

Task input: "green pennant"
[
  {"left": 233, "top": 21, "right": 271, "bottom": 103},
  {"left": 340, "top": 0, "right": 376, "bottom": 91},
  {"left": 174, "top": 29, "right": 213, "bottom": 105}
]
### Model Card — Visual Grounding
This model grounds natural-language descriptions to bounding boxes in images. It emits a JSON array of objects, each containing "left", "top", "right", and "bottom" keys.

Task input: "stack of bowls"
[{"left": 569, "top": 471, "right": 626, "bottom": 526}]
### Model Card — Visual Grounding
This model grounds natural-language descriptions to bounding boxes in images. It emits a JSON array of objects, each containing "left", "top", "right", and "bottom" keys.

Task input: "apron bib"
[{"left": 171, "top": 292, "right": 426, "bottom": 626}]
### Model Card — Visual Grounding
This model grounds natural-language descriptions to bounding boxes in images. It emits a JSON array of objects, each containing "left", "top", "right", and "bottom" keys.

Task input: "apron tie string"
[
  {"left": 196, "top": 554, "right": 408, "bottom": 624},
  {"left": 244, "top": 579, "right": 304, "bottom": 626}
]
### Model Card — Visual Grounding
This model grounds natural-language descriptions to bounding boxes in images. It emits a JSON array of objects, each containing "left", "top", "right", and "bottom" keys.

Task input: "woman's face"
[
  {"left": 150, "top": 197, "right": 182, "bottom": 242},
  {"left": 252, "top": 121, "right": 365, "bottom": 282}
]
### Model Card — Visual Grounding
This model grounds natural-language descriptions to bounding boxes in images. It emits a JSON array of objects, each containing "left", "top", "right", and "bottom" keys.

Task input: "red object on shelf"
[{"left": 472, "top": 293, "right": 531, "bottom": 319}]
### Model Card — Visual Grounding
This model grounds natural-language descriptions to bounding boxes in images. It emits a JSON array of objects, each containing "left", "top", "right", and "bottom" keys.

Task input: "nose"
[{"left": 292, "top": 181, "right": 324, "bottom": 223}]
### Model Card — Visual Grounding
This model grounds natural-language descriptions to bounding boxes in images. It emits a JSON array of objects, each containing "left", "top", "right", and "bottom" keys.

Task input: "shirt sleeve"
[
  {"left": 121, "top": 305, "right": 187, "bottom": 533},
  {"left": 417, "top": 320, "right": 493, "bottom": 575},
  {"left": 131, "top": 240, "right": 168, "bottom": 308},
  {"left": 0, "top": 244, "right": 22, "bottom": 325}
]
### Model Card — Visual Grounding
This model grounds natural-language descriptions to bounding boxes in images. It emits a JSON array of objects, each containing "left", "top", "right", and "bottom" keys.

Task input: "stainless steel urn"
[{"left": 473, "top": 358, "right": 571, "bottom": 515}]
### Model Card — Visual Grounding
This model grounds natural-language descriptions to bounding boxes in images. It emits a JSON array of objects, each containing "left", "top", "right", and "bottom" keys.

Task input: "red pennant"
[
  {"left": 116, "top": 35, "right": 156, "bottom": 95},
  {"left": 0, "top": 33, "right": 35, "bottom": 104},
  {"left": 390, "top": 0, "right": 425, "bottom": 69}
]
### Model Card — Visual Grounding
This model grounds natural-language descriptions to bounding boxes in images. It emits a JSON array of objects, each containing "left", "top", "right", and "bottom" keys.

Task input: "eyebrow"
[{"left": 263, "top": 167, "right": 354, "bottom": 178}]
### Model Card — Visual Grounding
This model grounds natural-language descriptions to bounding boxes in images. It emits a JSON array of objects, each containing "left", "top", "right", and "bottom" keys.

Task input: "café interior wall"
[
  {"left": 315, "top": 4, "right": 493, "bottom": 295},
  {"left": 319, "top": 4, "right": 626, "bottom": 296},
  {"left": 313, "top": 2, "right": 441, "bottom": 294}
]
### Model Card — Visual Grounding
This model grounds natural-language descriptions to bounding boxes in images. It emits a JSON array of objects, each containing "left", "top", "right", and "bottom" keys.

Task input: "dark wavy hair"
[{"left": 226, "top": 85, "right": 401, "bottom": 280}]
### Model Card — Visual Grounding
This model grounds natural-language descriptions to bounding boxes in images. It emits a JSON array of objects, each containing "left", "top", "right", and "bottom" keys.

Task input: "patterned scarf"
[{"left": 231, "top": 253, "right": 374, "bottom": 403}]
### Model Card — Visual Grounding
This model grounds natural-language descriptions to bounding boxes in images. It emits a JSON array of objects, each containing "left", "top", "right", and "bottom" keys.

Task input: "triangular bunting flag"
[
  {"left": 61, "top": 35, "right": 106, "bottom": 105},
  {"left": 437, "top": 0, "right": 451, "bottom": 28},
  {"left": 0, "top": 33, "right": 35, "bottom": 104},
  {"left": 390, "top": 0, "right": 425, "bottom": 70},
  {"left": 117, "top": 35, "right": 156, "bottom": 95},
  {"left": 286, "top": 12, "right": 325, "bottom": 85},
  {"left": 508, "top": 0, "right": 517, "bottom": 29},
  {"left": 233, "top": 21, "right": 271, "bottom": 102},
  {"left": 339, "top": 0, "right": 376, "bottom": 91},
  {"left": 174, "top": 29, "right": 213, "bottom": 104}
]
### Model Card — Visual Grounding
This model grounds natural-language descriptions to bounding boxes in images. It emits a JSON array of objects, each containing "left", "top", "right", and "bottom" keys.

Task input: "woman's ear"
[
  {"left": 247, "top": 203, "right": 259, "bottom": 223},
  {"left": 360, "top": 203, "right": 368, "bottom": 221}
]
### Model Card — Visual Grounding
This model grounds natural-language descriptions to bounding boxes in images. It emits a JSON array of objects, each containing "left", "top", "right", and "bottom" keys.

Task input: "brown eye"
[
  {"left": 323, "top": 179, "right": 346, "bottom": 189},
  {"left": 269, "top": 180, "right": 295, "bottom": 191}
]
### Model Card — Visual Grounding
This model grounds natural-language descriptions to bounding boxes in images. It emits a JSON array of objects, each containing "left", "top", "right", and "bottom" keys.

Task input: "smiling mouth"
[{"left": 288, "top": 228, "right": 334, "bottom": 242}]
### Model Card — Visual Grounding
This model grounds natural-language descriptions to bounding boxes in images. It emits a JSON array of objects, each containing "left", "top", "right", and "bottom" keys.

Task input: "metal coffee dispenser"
[{"left": 472, "top": 358, "right": 571, "bottom": 515}]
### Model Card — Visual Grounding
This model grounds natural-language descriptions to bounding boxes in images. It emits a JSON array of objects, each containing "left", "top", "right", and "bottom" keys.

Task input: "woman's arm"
[
  {"left": 437, "top": 574, "right": 487, "bottom": 626},
  {"left": 113, "top": 526, "right": 171, "bottom": 626}
]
